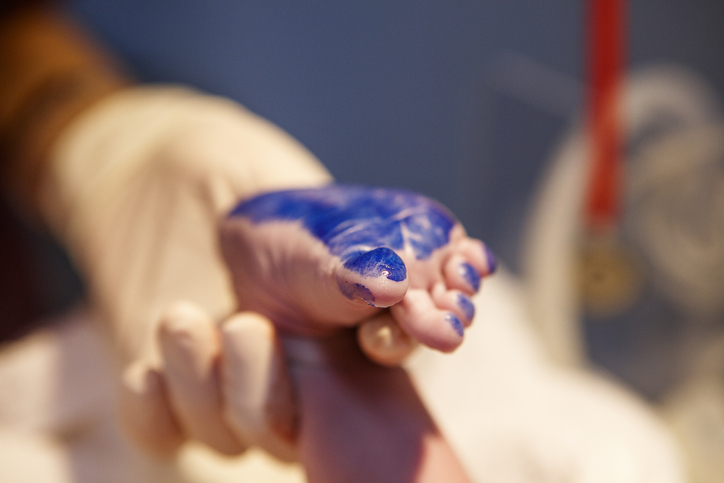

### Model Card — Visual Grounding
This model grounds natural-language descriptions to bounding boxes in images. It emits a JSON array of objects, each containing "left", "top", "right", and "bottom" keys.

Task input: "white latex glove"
[{"left": 37, "top": 86, "right": 333, "bottom": 459}]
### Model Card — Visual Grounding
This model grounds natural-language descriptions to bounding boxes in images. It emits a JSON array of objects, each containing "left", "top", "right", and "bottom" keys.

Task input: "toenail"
[
  {"left": 484, "top": 245, "right": 498, "bottom": 275},
  {"left": 458, "top": 262, "right": 481, "bottom": 292},
  {"left": 456, "top": 294, "right": 475, "bottom": 321},
  {"left": 445, "top": 313, "right": 464, "bottom": 337}
]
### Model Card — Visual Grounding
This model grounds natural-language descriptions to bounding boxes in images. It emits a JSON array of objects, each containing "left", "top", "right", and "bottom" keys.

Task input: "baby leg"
[
  {"left": 284, "top": 331, "right": 472, "bottom": 483},
  {"left": 220, "top": 185, "right": 493, "bottom": 481}
]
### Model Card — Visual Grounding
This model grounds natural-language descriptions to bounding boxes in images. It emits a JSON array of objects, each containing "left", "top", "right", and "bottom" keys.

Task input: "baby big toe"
[{"left": 337, "top": 247, "right": 409, "bottom": 308}]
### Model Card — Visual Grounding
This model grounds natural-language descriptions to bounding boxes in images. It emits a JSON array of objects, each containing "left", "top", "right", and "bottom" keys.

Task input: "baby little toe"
[{"left": 357, "top": 312, "right": 418, "bottom": 367}]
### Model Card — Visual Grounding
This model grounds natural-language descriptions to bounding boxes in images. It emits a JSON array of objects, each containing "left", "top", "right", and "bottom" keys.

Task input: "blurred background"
[
  {"left": 59, "top": 0, "right": 724, "bottom": 386},
  {"left": 4, "top": 1, "right": 723, "bottom": 479},
  {"left": 57, "top": 1, "right": 723, "bottom": 269}
]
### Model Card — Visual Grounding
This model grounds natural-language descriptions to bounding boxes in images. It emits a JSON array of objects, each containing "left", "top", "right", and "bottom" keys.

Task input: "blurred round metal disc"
[{"left": 577, "top": 236, "right": 643, "bottom": 317}]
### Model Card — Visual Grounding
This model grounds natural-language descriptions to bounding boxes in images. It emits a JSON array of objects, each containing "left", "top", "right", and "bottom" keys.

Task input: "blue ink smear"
[
  {"left": 456, "top": 294, "right": 475, "bottom": 321},
  {"left": 484, "top": 245, "right": 498, "bottom": 274},
  {"left": 343, "top": 248, "right": 406, "bottom": 282},
  {"left": 458, "top": 262, "right": 481, "bottom": 292},
  {"left": 445, "top": 313, "right": 464, "bottom": 337},
  {"left": 230, "top": 185, "right": 457, "bottom": 280},
  {"left": 338, "top": 280, "right": 375, "bottom": 305}
]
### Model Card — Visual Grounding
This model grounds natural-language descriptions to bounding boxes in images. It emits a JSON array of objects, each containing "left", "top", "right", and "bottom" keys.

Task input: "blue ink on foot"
[
  {"left": 456, "top": 293, "right": 475, "bottom": 321},
  {"left": 343, "top": 248, "right": 406, "bottom": 281},
  {"left": 484, "top": 245, "right": 498, "bottom": 274},
  {"left": 338, "top": 280, "right": 376, "bottom": 304},
  {"left": 230, "top": 185, "right": 457, "bottom": 280},
  {"left": 446, "top": 313, "right": 464, "bottom": 337},
  {"left": 458, "top": 262, "right": 481, "bottom": 292}
]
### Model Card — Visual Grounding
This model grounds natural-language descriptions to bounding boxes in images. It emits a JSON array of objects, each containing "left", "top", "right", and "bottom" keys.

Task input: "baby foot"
[{"left": 219, "top": 185, "right": 496, "bottom": 352}]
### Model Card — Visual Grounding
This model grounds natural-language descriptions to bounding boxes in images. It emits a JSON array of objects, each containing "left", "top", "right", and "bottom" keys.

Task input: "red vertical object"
[{"left": 586, "top": 0, "right": 626, "bottom": 231}]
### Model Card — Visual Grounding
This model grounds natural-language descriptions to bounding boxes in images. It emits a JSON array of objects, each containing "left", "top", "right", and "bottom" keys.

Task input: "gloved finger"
[
  {"left": 220, "top": 312, "right": 297, "bottom": 462},
  {"left": 119, "top": 361, "right": 184, "bottom": 458},
  {"left": 357, "top": 311, "right": 419, "bottom": 367},
  {"left": 158, "top": 301, "right": 246, "bottom": 455}
]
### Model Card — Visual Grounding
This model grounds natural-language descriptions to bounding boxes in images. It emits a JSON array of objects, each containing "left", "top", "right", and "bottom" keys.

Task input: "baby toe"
[
  {"left": 458, "top": 238, "right": 497, "bottom": 276},
  {"left": 390, "top": 288, "right": 465, "bottom": 353},
  {"left": 431, "top": 286, "right": 476, "bottom": 327},
  {"left": 357, "top": 312, "right": 418, "bottom": 367},
  {"left": 443, "top": 254, "right": 482, "bottom": 295},
  {"left": 336, "top": 247, "right": 409, "bottom": 308}
]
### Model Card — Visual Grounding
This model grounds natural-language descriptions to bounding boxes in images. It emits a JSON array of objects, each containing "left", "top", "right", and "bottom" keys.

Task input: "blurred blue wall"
[{"left": 66, "top": 0, "right": 724, "bottom": 271}]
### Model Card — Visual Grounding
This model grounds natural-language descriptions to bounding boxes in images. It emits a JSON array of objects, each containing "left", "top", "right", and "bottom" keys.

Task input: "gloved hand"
[{"left": 36, "top": 86, "right": 333, "bottom": 459}]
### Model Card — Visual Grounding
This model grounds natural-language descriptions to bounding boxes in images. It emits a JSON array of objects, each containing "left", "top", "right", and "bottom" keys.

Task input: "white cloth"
[{"left": 0, "top": 272, "right": 685, "bottom": 482}]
